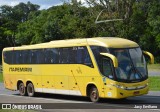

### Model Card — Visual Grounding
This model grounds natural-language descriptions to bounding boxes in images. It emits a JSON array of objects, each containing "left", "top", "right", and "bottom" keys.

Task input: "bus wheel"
[
  {"left": 19, "top": 82, "right": 26, "bottom": 96},
  {"left": 89, "top": 86, "right": 99, "bottom": 102},
  {"left": 27, "top": 83, "right": 35, "bottom": 97}
]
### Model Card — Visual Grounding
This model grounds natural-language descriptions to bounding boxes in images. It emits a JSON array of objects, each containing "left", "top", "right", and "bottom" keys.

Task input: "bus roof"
[{"left": 3, "top": 37, "right": 139, "bottom": 51}]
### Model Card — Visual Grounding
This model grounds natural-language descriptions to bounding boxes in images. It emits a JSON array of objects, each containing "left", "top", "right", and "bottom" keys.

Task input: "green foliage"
[
  {"left": 0, "top": 0, "right": 160, "bottom": 63},
  {"left": 0, "top": 2, "right": 40, "bottom": 62},
  {"left": 0, "top": 2, "right": 40, "bottom": 45},
  {"left": 15, "top": 4, "right": 98, "bottom": 44},
  {"left": 0, "top": 73, "right": 3, "bottom": 82},
  {"left": 149, "top": 76, "right": 160, "bottom": 91}
]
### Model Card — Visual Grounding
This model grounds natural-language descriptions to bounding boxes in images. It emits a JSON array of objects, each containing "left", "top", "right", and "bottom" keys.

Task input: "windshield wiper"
[
  {"left": 127, "top": 66, "right": 143, "bottom": 81},
  {"left": 135, "top": 68, "right": 143, "bottom": 78}
]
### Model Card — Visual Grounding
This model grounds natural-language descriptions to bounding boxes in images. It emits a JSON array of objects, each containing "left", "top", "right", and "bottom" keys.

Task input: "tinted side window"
[
  {"left": 3, "top": 46, "right": 93, "bottom": 67},
  {"left": 31, "top": 50, "right": 37, "bottom": 64},
  {"left": 68, "top": 47, "right": 77, "bottom": 63},
  {"left": 44, "top": 48, "right": 60, "bottom": 64},
  {"left": 77, "top": 46, "right": 93, "bottom": 67},
  {"left": 102, "top": 58, "right": 114, "bottom": 79},
  {"left": 91, "top": 46, "right": 108, "bottom": 59},
  {"left": 3, "top": 51, "right": 11, "bottom": 64},
  {"left": 91, "top": 46, "right": 108, "bottom": 71},
  {"left": 23, "top": 50, "right": 30, "bottom": 64},
  {"left": 58, "top": 46, "right": 93, "bottom": 67},
  {"left": 15, "top": 51, "right": 23, "bottom": 64},
  {"left": 3, "top": 51, "right": 24, "bottom": 64},
  {"left": 12, "top": 51, "right": 16, "bottom": 64},
  {"left": 37, "top": 49, "right": 45, "bottom": 64},
  {"left": 45, "top": 49, "right": 53, "bottom": 64},
  {"left": 51, "top": 48, "right": 59, "bottom": 64},
  {"left": 59, "top": 48, "right": 69, "bottom": 63}
]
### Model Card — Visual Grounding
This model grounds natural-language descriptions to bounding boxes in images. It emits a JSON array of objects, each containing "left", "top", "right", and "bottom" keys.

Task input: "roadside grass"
[
  {"left": 149, "top": 76, "right": 160, "bottom": 91},
  {"left": 148, "top": 64, "right": 160, "bottom": 70},
  {"left": 0, "top": 73, "right": 3, "bottom": 82}
]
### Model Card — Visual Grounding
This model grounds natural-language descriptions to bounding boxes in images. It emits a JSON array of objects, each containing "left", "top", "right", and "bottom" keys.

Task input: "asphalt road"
[
  {"left": 0, "top": 83, "right": 160, "bottom": 112},
  {"left": 148, "top": 70, "right": 160, "bottom": 76}
]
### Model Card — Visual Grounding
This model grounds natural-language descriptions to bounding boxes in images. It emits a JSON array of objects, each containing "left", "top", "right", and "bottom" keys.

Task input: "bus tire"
[
  {"left": 27, "top": 82, "right": 35, "bottom": 97},
  {"left": 89, "top": 86, "right": 99, "bottom": 102},
  {"left": 18, "top": 82, "right": 27, "bottom": 96}
]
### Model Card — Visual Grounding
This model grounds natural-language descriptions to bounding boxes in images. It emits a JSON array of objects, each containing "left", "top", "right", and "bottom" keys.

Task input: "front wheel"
[
  {"left": 89, "top": 86, "right": 99, "bottom": 102},
  {"left": 27, "top": 83, "right": 35, "bottom": 97}
]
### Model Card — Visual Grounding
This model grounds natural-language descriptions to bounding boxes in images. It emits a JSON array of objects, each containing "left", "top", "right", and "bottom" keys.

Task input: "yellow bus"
[{"left": 2, "top": 37, "right": 154, "bottom": 102}]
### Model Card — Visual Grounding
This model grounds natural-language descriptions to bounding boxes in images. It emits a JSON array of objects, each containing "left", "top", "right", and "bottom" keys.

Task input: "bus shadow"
[
  {"left": 14, "top": 92, "right": 90, "bottom": 102},
  {"left": 13, "top": 92, "right": 160, "bottom": 104},
  {"left": 36, "top": 93, "right": 90, "bottom": 102}
]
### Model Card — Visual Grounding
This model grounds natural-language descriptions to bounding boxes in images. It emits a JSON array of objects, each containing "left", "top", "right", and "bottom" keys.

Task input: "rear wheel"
[
  {"left": 19, "top": 82, "right": 26, "bottom": 96},
  {"left": 27, "top": 83, "right": 35, "bottom": 97},
  {"left": 89, "top": 86, "right": 99, "bottom": 102}
]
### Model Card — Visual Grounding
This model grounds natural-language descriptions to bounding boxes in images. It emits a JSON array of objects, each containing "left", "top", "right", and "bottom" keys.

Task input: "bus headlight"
[
  {"left": 111, "top": 84, "right": 148, "bottom": 90},
  {"left": 110, "top": 83, "right": 148, "bottom": 90},
  {"left": 111, "top": 84, "right": 126, "bottom": 90}
]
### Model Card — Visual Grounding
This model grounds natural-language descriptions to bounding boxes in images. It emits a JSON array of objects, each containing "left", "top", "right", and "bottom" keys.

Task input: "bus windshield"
[{"left": 110, "top": 47, "right": 147, "bottom": 82}]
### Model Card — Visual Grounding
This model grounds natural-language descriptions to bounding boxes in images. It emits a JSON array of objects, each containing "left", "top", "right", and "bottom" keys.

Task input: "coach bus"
[{"left": 2, "top": 37, "right": 154, "bottom": 102}]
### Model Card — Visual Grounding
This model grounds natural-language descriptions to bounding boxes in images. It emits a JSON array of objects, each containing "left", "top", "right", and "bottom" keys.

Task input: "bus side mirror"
[
  {"left": 100, "top": 53, "right": 118, "bottom": 68},
  {"left": 143, "top": 51, "right": 154, "bottom": 64}
]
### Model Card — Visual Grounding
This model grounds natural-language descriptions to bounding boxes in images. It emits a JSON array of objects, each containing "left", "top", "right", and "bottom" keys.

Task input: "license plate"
[{"left": 134, "top": 91, "right": 140, "bottom": 95}]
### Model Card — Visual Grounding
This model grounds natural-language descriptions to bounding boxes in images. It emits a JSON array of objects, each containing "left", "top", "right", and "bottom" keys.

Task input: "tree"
[
  {"left": 0, "top": 2, "right": 40, "bottom": 63},
  {"left": 146, "top": 0, "right": 160, "bottom": 62},
  {"left": 16, "top": 3, "right": 98, "bottom": 44},
  {"left": 1, "top": 1, "right": 160, "bottom": 63},
  {"left": 0, "top": 2, "right": 40, "bottom": 46}
]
